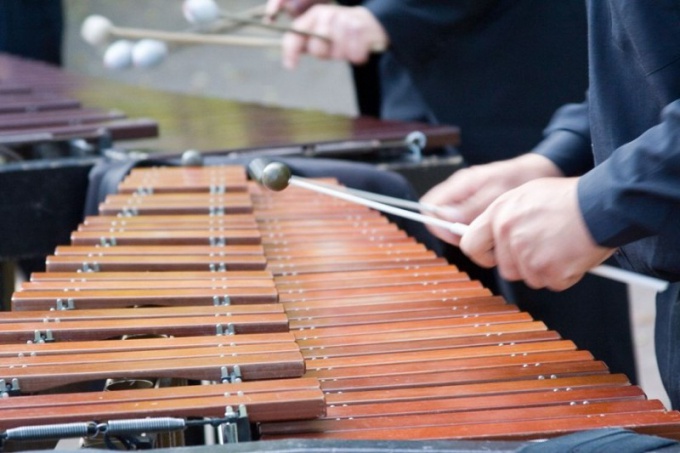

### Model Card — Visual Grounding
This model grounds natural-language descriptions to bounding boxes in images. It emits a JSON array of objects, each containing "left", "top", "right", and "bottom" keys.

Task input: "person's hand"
[
  {"left": 420, "top": 153, "right": 563, "bottom": 245},
  {"left": 280, "top": 5, "right": 388, "bottom": 69},
  {"left": 265, "top": 0, "right": 328, "bottom": 19},
  {"left": 460, "top": 177, "right": 615, "bottom": 291}
]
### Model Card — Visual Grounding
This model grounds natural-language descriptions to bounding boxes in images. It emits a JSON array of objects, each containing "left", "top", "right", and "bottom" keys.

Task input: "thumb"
[{"left": 264, "top": 0, "right": 285, "bottom": 20}]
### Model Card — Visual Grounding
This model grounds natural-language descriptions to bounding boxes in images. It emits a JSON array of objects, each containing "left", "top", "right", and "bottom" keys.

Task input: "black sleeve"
[
  {"left": 363, "top": 0, "right": 500, "bottom": 67},
  {"left": 578, "top": 98, "right": 680, "bottom": 247}
]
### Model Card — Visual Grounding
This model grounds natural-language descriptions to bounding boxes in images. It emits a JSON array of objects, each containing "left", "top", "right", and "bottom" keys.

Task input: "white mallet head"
[
  {"left": 132, "top": 39, "right": 168, "bottom": 68},
  {"left": 81, "top": 14, "right": 114, "bottom": 46},
  {"left": 182, "top": 0, "right": 220, "bottom": 25},
  {"left": 103, "top": 40, "right": 134, "bottom": 70}
]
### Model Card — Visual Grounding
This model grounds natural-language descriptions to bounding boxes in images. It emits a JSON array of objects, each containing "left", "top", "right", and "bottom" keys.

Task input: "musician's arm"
[
  {"left": 529, "top": 99, "right": 594, "bottom": 177},
  {"left": 435, "top": 95, "right": 607, "bottom": 288},
  {"left": 577, "top": 98, "right": 680, "bottom": 247},
  {"left": 418, "top": 80, "right": 588, "bottom": 246},
  {"left": 532, "top": 94, "right": 680, "bottom": 247},
  {"left": 279, "top": 4, "right": 388, "bottom": 68},
  {"left": 278, "top": 0, "right": 499, "bottom": 68},
  {"left": 363, "top": 0, "right": 499, "bottom": 63},
  {"left": 461, "top": 98, "right": 680, "bottom": 288}
]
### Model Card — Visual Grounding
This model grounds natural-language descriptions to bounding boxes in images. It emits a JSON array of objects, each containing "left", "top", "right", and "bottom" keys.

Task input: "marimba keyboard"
[
  {"left": 0, "top": 53, "right": 158, "bottom": 149},
  {"left": 2, "top": 164, "right": 680, "bottom": 448}
]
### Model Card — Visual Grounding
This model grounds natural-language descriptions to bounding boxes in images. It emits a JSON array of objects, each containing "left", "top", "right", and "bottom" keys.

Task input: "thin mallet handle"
[
  {"left": 289, "top": 176, "right": 669, "bottom": 293},
  {"left": 109, "top": 24, "right": 281, "bottom": 48}
]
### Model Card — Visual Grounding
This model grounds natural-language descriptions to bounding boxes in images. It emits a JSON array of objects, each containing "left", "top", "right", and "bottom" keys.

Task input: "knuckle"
[
  {"left": 524, "top": 255, "right": 549, "bottom": 277},
  {"left": 524, "top": 277, "right": 546, "bottom": 290},
  {"left": 499, "top": 266, "right": 520, "bottom": 282}
]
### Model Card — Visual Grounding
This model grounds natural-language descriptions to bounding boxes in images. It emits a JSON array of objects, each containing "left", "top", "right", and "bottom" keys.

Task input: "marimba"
[
  {"left": 0, "top": 53, "right": 158, "bottom": 156},
  {"left": 0, "top": 51, "right": 461, "bottom": 310},
  {"left": 1, "top": 163, "right": 680, "bottom": 450}
]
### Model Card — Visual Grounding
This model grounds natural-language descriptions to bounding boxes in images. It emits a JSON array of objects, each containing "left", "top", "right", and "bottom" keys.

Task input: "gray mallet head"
[
  {"left": 181, "top": 149, "right": 204, "bottom": 167},
  {"left": 248, "top": 158, "right": 292, "bottom": 191},
  {"left": 261, "top": 162, "right": 292, "bottom": 191}
]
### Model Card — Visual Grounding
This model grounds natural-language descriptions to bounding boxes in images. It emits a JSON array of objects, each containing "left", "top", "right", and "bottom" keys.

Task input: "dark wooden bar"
[{"left": 0, "top": 378, "right": 325, "bottom": 430}]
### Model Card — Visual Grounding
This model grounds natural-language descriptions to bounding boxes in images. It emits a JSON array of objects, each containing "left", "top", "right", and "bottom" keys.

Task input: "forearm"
[
  {"left": 363, "top": 0, "right": 499, "bottom": 63},
  {"left": 531, "top": 101, "right": 593, "bottom": 176},
  {"left": 579, "top": 98, "right": 680, "bottom": 247}
]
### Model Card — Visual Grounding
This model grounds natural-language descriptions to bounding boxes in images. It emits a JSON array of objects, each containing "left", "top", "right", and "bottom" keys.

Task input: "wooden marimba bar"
[
  {"left": 2, "top": 164, "right": 680, "bottom": 448},
  {"left": 0, "top": 53, "right": 158, "bottom": 151}
]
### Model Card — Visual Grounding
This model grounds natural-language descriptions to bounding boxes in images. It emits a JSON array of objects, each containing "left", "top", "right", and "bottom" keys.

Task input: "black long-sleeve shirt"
[
  {"left": 534, "top": 0, "right": 680, "bottom": 281},
  {"left": 364, "top": 0, "right": 588, "bottom": 164}
]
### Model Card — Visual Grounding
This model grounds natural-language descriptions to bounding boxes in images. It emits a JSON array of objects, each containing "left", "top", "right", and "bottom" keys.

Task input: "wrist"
[{"left": 517, "top": 153, "right": 564, "bottom": 179}]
